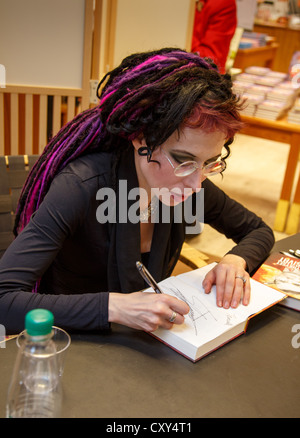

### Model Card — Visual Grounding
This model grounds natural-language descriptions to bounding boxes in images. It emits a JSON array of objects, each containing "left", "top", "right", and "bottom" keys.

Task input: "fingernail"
[
  {"left": 224, "top": 301, "right": 229, "bottom": 308},
  {"left": 217, "top": 300, "right": 223, "bottom": 307},
  {"left": 231, "top": 300, "right": 237, "bottom": 308}
]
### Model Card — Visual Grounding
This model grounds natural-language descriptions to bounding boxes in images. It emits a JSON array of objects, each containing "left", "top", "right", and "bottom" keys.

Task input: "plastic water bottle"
[{"left": 6, "top": 309, "right": 62, "bottom": 418}]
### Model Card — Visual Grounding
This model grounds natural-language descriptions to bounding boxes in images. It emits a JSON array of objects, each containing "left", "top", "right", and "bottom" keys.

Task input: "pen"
[
  {"left": 136, "top": 261, "right": 163, "bottom": 294},
  {"left": 289, "top": 249, "right": 300, "bottom": 258},
  {"left": 280, "top": 250, "right": 300, "bottom": 259}
]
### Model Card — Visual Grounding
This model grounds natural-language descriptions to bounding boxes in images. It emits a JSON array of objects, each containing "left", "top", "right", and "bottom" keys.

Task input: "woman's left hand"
[{"left": 202, "top": 254, "right": 250, "bottom": 308}]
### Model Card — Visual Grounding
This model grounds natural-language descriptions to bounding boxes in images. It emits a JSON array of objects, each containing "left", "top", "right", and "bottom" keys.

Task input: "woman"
[
  {"left": 191, "top": 0, "right": 237, "bottom": 73},
  {"left": 0, "top": 48, "right": 274, "bottom": 334}
]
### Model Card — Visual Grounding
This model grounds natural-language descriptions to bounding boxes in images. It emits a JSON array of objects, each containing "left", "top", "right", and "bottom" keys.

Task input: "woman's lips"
[
  {"left": 153, "top": 188, "right": 194, "bottom": 205},
  {"left": 169, "top": 189, "right": 193, "bottom": 202}
]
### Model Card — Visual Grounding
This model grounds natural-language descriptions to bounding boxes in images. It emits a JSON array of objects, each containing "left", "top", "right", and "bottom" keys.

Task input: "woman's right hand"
[{"left": 108, "top": 291, "right": 190, "bottom": 332}]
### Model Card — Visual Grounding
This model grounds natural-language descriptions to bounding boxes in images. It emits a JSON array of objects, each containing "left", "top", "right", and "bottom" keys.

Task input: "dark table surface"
[{"left": 1, "top": 235, "right": 300, "bottom": 419}]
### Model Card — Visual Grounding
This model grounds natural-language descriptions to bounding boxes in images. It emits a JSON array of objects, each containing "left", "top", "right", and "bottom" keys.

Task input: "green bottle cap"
[{"left": 25, "top": 309, "right": 54, "bottom": 336}]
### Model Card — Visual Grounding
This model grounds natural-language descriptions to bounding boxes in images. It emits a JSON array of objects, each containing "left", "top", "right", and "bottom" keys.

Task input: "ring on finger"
[
  {"left": 235, "top": 275, "right": 247, "bottom": 284},
  {"left": 169, "top": 311, "right": 177, "bottom": 323}
]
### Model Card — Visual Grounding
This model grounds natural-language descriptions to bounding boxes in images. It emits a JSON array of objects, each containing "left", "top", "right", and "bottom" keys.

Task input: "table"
[
  {"left": 1, "top": 236, "right": 300, "bottom": 419},
  {"left": 233, "top": 43, "right": 279, "bottom": 71},
  {"left": 240, "top": 115, "right": 300, "bottom": 234}
]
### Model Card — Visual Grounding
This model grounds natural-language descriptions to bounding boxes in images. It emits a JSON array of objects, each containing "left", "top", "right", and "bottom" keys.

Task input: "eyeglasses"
[{"left": 162, "top": 150, "right": 226, "bottom": 177}]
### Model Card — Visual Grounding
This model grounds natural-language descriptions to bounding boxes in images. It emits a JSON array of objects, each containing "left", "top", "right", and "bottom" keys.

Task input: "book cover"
[
  {"left": 145, "top": 264, "right": 285, "bottom": 362},
  {"left": 252, "top": 252, "right": 300, "bottom": 311}
]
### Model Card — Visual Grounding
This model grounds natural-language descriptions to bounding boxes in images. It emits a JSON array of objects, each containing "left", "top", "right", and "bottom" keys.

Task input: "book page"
[
  {"left": 176, "top": 263, "right": 285, "bottom": 315},
  {"left": 155, "top": 276, "right": 244, "bottom": 346}
]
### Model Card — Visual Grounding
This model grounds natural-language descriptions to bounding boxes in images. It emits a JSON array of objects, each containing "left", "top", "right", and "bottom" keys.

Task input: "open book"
[{"left": 145, "top": 264, "right": 285, "bottom": 362}]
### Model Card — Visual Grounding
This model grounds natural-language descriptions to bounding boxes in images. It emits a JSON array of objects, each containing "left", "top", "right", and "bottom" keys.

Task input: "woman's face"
[{"left": 133, "top": 125, "right": 227, "bottom": 206}]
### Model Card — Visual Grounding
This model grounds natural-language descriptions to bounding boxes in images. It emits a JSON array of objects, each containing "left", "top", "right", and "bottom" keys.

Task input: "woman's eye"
[{"left": 171, "top": 155, "right": 186, "bottom": 164}]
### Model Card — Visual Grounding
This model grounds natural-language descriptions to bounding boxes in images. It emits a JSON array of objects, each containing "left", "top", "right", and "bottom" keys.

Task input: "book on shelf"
[
  {"left": 252, "top": 252, "right": 300, "bottom": 311},
  {"left": 239, "top": 31, "right": 267, "bottom": 48},
  {"left": 144, "top": 263, "right": 285, "bottom": 362}
]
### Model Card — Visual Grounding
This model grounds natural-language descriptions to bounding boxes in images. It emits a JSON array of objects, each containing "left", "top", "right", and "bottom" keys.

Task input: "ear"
[{"left": 132, "top": 134, "right": 146, "bottom": 151}]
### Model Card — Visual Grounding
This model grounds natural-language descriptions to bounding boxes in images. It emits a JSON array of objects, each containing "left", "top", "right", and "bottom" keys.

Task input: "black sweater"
[{"left": 0, "top": 150, "right": 274, "bottom": 334}]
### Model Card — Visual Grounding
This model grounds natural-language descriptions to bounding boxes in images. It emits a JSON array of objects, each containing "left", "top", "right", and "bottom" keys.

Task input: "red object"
[{"left": 191, "top": 0, "right": 237, "bottom": 73}]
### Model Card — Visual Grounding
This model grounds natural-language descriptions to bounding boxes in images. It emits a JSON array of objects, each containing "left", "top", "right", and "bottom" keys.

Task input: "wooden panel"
[
  {"left": 81, "top": 0, "right": 94, "bottom": 110},
  {"left": 18, "top": 94, "right": 25, "bottom": 155},
  {"left": 3, "top": 94, "right": 10, "bottom": 155},
  {"left": 25, "top": 94, "right": 33, "bottom": 155},
  {"left": 67, "top": 96, "right": 76, "bottom": 123},
  {"left": 91, "top": 0, "right": 103, "bottom": 80},
  {"left": 280, "top": 133, "right": 300, "bottom": 201},
  {"left": 10, "top": 93, "right": 18, "bottom": 155},
  {"left": 52, "top": 95, "right": 61, "bottom": 138},
  {"left": 38, "top": 95, "right": 47, "bottom": 154},
  {"left": 0, "top": 94, "right": 4, "bottom": 155},
  {"left": 32, "top": 94, "right": 39, "bottom": 155}
]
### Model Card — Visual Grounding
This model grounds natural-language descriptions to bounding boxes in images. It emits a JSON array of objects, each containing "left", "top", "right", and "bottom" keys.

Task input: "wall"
[
  {"left": 0, "top": 0, "right": 85, "bottom": 88},
  {"left": 112, "top": 0, "right": 194, "bottom": 68}
]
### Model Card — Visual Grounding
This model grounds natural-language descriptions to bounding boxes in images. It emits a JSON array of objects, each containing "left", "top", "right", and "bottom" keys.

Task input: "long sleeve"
[{"left": 0, "top": 169, "right": 110, "bottom": 334}]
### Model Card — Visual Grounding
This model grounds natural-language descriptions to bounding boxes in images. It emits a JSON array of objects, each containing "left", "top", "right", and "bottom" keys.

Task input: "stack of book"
[
  {"left": 255, "top": 75, "right": 284, "bottom": 87},
  {"left": 232, "top": 80, "right": 254, "bottom": 96},
  {"left": 255, "top": 100, "right": 288, "bottom": 120},
  {"left": 267, "top": 71, "right": 287, "bottom": 81},
  {"left": 239, "top": 31, "right": 267, "bottom": 48},
  {"left": 235, "top": 70, "right": 287, "bottom": 87},
  {"left": 244, "top": 66, "right": 270, "bottom": 76},
  {"left": 234, "top": 73, "right": 260, "bottom": 83},
  {"left": 247, "top": 84, "right": 272, "bottom": 98},
  {"left": 234, "top": 68, "right": 297, "bottom": 120},
  {"left": 287, "top": 98, "right": 300, "bottom": 124},
  {"left": 240, "top": 93, "right": 265, "bottom": 116},
  {"left": 278, "top": 80, "right": 300, "bottom": 93},
  {"left": 267, "top": 87, "right": 296, "bottom": 106}
]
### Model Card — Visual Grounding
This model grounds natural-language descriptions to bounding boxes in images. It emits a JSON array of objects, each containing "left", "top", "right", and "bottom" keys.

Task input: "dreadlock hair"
[{"left": 14, "top": 47, "right": 243, "bottom": 236}]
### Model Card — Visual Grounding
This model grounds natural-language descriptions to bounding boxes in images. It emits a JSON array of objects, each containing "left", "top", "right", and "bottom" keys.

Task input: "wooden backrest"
[{"left": 0, "top": 155, "right": 39, "bottom": 257}]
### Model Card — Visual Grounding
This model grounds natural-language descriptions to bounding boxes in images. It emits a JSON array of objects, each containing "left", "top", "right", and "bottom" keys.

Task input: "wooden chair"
[{"left": 0, "top": 155, "right": 39, "bottom": 257}]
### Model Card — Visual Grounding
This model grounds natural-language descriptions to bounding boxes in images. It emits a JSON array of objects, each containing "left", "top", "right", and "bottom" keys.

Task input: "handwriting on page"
[
  {"left": 161, "top": 284, "right": 238, "bottom": 336},
  {"left": 167, "top": 285, "right": 217, "bottom": 335}
]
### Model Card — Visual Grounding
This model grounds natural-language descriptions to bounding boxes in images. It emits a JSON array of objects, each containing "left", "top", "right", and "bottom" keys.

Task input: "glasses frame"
[{"left": 162, "top": 150, "right": 226, "bottom": 177}]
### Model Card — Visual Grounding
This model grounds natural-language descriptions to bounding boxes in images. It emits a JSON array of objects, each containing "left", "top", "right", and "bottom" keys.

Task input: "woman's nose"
[{"left": 184, "top": 169, "right": 205, "bottom": 193}]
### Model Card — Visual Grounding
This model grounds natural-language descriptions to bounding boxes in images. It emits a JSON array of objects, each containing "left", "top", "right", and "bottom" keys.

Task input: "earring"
[{"left": 137, "top": 146, "right": 152, "bottom": 162}]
